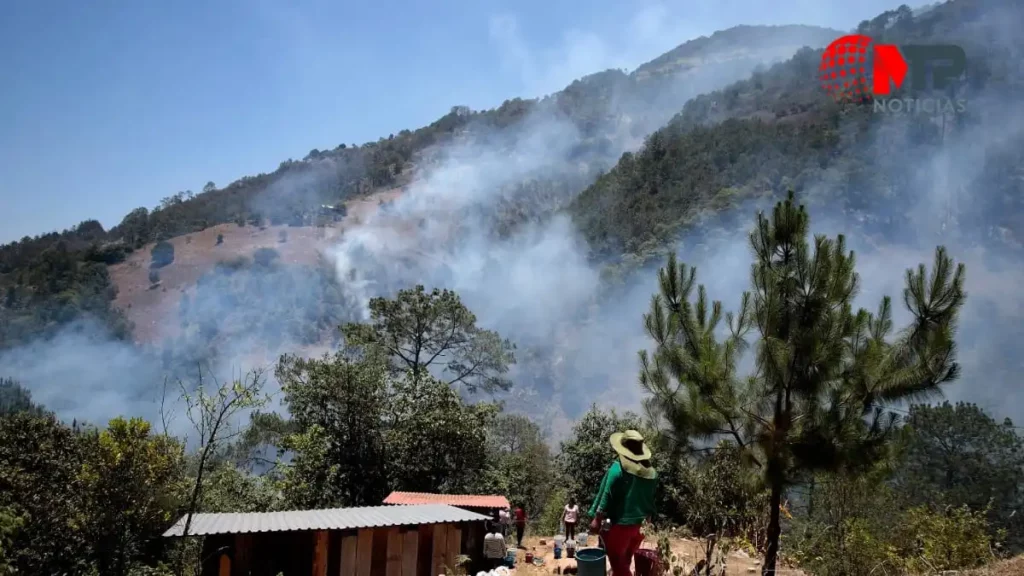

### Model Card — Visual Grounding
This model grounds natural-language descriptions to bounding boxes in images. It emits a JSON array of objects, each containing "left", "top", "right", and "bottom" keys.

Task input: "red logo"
[{"left": 820, "top": 34, "right": 908, "bottom": 102}]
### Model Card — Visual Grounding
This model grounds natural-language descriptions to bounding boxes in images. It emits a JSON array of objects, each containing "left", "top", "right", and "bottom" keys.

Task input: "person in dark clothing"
[{"left": 513, "top": 505, "right": 527, "bottom": 548}]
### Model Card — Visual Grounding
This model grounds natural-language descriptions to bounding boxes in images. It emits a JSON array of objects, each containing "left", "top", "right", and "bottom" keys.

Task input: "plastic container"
[
  {"left": 576, "top": 547, "right": 607, "bottom": 576},
  {"left": 634, "top": 548, "right": 662, "bottom": 576}
]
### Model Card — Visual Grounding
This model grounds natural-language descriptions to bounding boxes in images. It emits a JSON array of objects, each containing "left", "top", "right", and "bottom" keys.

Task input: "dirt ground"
[
  {"left": 505, "top": 533, "right": 804, "bottom": 576},
  {"left": 108, "top": 187, "right": 405, "bottom": 343},
  {"left": 504, "top": 535, "right": 1024, "bottom": 575}
]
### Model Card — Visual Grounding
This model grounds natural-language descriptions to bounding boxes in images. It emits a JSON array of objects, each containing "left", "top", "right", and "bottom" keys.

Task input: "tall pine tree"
[{"left": 639, "top": 192, "right": 966, "bottom": 575}]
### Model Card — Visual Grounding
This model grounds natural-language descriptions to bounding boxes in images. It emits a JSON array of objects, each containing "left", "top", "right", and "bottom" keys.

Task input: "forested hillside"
[
  {"left": 0, "top": 23, "right": 837, "bottom": 350},
  {"left": 3, "top": 1, "right": 1024, "bottom": 574},
  {"left": 570, "top": 0, "right": 1024, "bottom": 261}
]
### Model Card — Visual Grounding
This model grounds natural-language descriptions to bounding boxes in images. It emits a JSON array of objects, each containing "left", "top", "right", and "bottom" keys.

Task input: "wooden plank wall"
[
  {"left": 201, "top": 520, "right": 483, "bottom": 575},
  {"left": 332, "top": 522, "right": 477, "bottom": 576},
  {"left": 312, "top": 531, "right": 329, "bottom": 576}
]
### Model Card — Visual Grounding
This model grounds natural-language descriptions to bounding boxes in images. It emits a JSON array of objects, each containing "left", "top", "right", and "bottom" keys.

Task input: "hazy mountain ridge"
[
  {"left": 5, "top": 0, "right": 1024, "bottom": 435},
  {"left": 0, "top": 22, "right": 840, "bottom": 352}
]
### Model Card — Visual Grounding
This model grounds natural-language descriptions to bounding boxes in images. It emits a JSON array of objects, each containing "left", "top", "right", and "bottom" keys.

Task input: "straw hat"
[{"left": 609, "top": 430, "right": 656, "bottom": 479}]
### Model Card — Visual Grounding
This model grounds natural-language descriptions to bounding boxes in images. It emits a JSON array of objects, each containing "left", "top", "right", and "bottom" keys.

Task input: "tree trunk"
[{"left": 762, "top": 479, "right": 784, "bottom": 576}]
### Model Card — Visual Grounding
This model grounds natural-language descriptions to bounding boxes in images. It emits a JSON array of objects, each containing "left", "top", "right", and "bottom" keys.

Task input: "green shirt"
[{"left": 588, "top": 459, "right": 658, "bottom": 525}]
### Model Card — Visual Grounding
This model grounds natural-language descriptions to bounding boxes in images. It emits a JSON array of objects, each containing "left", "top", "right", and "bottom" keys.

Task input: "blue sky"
[{"left": 0, "top": 0, "right": 907, "bottom": 243}]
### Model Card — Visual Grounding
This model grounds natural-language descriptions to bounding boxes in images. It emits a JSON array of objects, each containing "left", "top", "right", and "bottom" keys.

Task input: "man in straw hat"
[{"left": 588, "top": 429, "right": 658, "bottom": 575}]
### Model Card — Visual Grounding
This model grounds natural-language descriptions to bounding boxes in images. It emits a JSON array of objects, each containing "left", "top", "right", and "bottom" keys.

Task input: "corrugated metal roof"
[
  {"left": 383, "top": 491, "right": 510, "bottom": 509},
  {"left": 163, "top": 504, "right": 489, "bottom": 537}
]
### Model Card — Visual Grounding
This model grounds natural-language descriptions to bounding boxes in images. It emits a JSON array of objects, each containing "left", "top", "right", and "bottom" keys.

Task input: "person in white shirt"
[
  {"left": 562, "top": 497, "right": 580, "bottom": 540},
  {"left": 497, "top": 507, "right": 511, "bottom": 537},
  {"left": 482, "top": 522, "right": 508, "bottom": 568}
]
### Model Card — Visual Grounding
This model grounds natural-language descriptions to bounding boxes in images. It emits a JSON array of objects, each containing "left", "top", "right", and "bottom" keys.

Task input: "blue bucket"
[{"left": 576, "top": 547, "right": 607, "bottom": 576}]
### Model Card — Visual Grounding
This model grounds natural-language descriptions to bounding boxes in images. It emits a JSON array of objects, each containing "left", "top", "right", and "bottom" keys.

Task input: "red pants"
[{"left": 604, "top": 524, "right": 643, "bottom": 576}]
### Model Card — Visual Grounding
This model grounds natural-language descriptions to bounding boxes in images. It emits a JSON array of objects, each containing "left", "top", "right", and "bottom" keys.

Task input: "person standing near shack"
[
  {"left": 483, "top": 521, "right": 508, "bottom": 569},
  {"left": 498, "top": 506, "right": 511, "bottom": 537},
  {"left": 563, "top": 497, "right": 580, "bottom": 540},
  {"left": 513, "top": 504, "right": 527, "bottom": 548},
  {"left": 588, "top": 429, "right": 658, "bottom": 576}
]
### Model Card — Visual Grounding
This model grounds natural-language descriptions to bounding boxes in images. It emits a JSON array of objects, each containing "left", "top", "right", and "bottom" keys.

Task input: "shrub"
[
  {"left": 150, "top": 241, "right": 174, "bottom": 268},
  {"left": 534, "top": 486, "right": 566, "bottom": 537},
  {"left": 888, "top": 505, "right": 998, "bottom": 574},
  {"left": 253, "top": 247, "right": 280, "bottom": 267},
  {"left": 215, "top": 256, "right": 251, "bottom": 274}
]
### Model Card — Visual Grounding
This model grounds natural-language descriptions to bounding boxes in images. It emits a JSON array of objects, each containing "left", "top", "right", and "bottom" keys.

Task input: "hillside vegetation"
[
  {"left": 2, "top": 193, "right": 1022, "bottom": 576},
  {"left": 0, "top": 23, "right": 838, "bottom": 349},
  {"left": 3, "top": 1, "right": 1024, "bottom": 575},
  {"left": 570, "top": 0, "right": 1024, "bottom": 262}
]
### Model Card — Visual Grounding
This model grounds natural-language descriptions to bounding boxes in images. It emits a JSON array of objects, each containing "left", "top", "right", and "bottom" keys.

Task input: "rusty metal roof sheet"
[
  {"left": 383, "top": 491, "right": 510, "bottom": 509},
  {"left": 162, "top": 504, "right": 489, "bottom": 537}
]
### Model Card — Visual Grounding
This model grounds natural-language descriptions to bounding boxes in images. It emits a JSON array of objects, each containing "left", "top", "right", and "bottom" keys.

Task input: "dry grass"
[
  {"left": 108, "top": 187, "right": 405, "bottom": 343},
  {"left": 963, "top": 554, "right": 1024, "bottom": 576}
]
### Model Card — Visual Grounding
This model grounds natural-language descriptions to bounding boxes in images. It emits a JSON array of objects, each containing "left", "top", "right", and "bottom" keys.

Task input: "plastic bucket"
[{"left": 576, "top": 547, "right": 607, "bottom": 576}]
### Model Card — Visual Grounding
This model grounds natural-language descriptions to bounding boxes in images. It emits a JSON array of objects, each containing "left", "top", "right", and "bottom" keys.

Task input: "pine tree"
[{"left": 638, "top": 192, "right": 966, "bottom": 575}]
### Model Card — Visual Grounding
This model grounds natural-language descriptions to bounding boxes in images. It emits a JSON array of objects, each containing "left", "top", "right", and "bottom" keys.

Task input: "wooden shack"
[{"left": 162, "top": 503, "right": 489, "bottom": 576}]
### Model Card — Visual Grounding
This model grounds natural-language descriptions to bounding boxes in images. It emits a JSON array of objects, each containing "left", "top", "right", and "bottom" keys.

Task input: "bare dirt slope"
[{"left": 109, "top": 187, "right": 404, "bottom": 343}]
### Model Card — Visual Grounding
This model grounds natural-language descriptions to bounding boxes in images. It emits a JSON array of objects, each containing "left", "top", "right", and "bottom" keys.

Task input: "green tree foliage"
[
  {"left": 663, "top": 443, "right": 769, "bottom": 573},
  {"left": 172, "top": 367, "right": 269, "bottom": 569},
  {"left": 384, "top": 374, "right": 497, "bottom": 493},
  {"left": 789, "top": 464, "right": 900, "bottom": 576},
  {"left": 479, "top": 414, "right": 554, "bottom": 518},
  {"left": 0, "top": 378, "right": 46, "bottom": 417},
  {"left": 194, "top": 462, "right": 283, "bottom": 513},
  {"left": 342, "top": 285, "right": 516, "bottom": 393},
  {"left": 570, "top": 120, "right": 837, "bottom": 258},
  {"left": 792, "top": 465, "right": 998, "bottom": 576},
  {"left": 0, "top": 505, "right": 24, "bottom": 574},
  {"left": 893, "top": 402, "right": 1024, "bottom": 547},
  {"left": 0, "top": 413, "right": 93, "bottom": 575},
  {"left": 276, "top": 350, "right": 499, "bottom": 508},
  {"left": 557, "top": 405, "right": 644, "bottom": 515},
  {"left": 80, "top": 417, "right": 184, "bottom": 576},
  {"left": 0, "top": 235, "right": 132, "bottom": 348},
  {"left": 638, "top": 194, "right": 967, "bottom": 575},
  {"left": 276, "top": 350, "right": 391, "bottom": 507}
]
